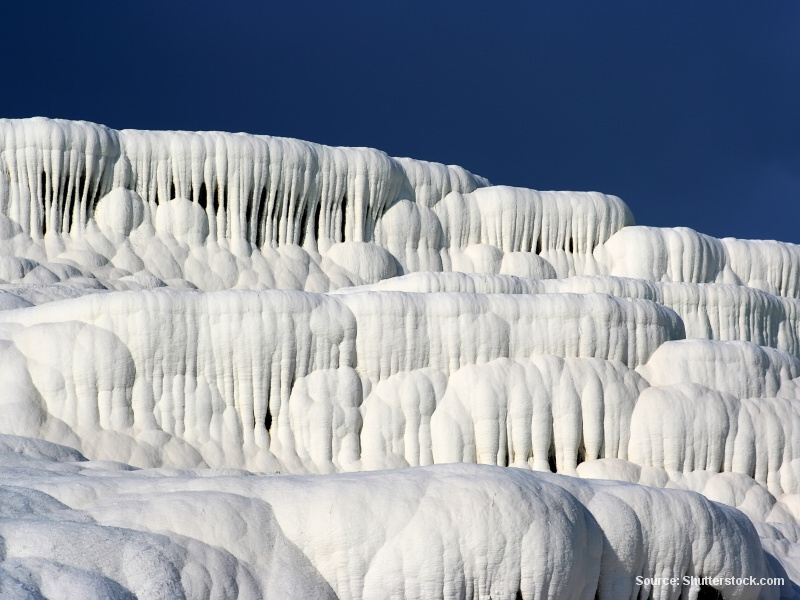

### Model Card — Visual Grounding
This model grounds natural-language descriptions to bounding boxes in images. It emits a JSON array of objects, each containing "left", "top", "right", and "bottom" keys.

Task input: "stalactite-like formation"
[{"left": 0, "top": 118, "right": 797, "bottom": 599}]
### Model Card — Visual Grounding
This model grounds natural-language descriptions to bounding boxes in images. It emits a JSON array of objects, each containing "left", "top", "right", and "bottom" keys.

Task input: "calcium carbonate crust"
[{"left": 0, "top": 118, "right": 797, "bottom": 599}]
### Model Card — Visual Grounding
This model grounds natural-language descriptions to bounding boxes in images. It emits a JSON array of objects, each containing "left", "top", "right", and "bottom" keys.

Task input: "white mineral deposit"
[{"left": 0, "top": 117, "right": 796, "bottom": 599}]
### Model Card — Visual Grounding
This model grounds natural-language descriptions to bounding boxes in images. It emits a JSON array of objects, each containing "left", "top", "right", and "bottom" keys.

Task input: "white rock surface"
[
  {"left": 0, "top": 117, "right": 798, "bottom": 598},
  {"left": 0, "top": 437, "right": 784, "bottom": 600}
]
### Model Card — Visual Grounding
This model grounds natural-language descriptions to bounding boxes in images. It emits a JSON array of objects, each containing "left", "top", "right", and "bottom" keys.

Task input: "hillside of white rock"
[{"left": 0, "top": 117, "right": 798, "bottom": 598}]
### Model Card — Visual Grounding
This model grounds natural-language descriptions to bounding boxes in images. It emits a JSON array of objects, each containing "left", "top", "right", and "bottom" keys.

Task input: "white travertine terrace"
[{"left": 0, "top": 117, "right": 797, "bottom": 598}]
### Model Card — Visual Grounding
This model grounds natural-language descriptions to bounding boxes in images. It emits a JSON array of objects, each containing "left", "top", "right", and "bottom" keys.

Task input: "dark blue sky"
[{"left": 3, "top": 2, "right": 800, "bottom": 242}]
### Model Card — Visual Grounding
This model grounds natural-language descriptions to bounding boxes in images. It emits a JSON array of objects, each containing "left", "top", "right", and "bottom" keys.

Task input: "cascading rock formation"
[{"left": 0, "top": 117, "right": 797, "bottom": 599}]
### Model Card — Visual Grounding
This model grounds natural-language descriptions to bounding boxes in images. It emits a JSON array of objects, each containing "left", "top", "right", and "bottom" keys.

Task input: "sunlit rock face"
[{"left": 0, "top": 117, "right": 797, "bottom": 599}]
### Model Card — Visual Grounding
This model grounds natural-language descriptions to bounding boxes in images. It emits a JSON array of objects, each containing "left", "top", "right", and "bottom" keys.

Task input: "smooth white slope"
[{"left": 0, "top": 438, "right": 782, "bottom": 600}]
